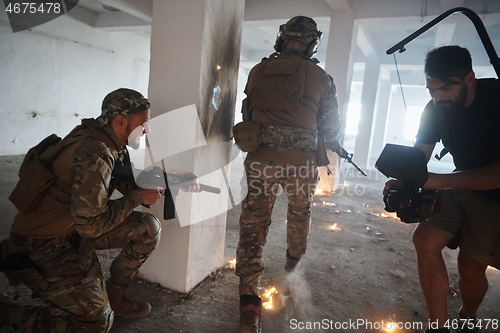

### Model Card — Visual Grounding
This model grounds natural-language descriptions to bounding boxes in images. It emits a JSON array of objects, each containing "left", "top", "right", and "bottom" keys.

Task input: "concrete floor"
[{"left": 1, "top": 154, "right": 499, "bottom": 333}]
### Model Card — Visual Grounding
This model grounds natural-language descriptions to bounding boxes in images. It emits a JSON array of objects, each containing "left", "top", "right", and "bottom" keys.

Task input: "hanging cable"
[
  {"left": 482, "top": 0, "right": 490, "bottom": 20},
  {"left": 393, "top": 53, "right": 408, "bottom": 113},
  {"left": 420, "top": 0, "right": 428, "bottom": 22}
]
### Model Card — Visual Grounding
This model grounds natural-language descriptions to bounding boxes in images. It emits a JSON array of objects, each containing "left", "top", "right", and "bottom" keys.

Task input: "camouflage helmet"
[
  {"left": 274, "top": 16, "right": 322, "bottom": 58},
  {"left": 97, "top": 88, "right": 150, "bottom": 127}
]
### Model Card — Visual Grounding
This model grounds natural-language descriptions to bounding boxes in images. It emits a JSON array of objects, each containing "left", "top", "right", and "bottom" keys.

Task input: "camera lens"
[{"left": 384, "top": 191, "right": 411, "bottom": 212}]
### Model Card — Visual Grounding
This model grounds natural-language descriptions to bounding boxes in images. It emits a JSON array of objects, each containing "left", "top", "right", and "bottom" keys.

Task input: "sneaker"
[
  {"left": 456, "top": 324, "right": 479, "bottom": 333},
  {"left": 455, "top": 313, "right": 479, "bottom": 333}
]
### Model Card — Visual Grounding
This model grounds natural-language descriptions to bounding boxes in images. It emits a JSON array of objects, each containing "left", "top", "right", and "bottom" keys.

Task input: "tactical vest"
[
  {"left": 9, "top": 119, "right": 122, "bottom": 239},
  {"left": 244, "top": 51, "right": 330, "bottom": 164}
]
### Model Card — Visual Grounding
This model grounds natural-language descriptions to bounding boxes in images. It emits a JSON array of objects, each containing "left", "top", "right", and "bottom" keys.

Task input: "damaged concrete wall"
[
  {"left": 0, "top": 9, "right": 150, "bottom": 156},
  {"left": 139, "top": 0, "right": 244, "bottom": 293}
]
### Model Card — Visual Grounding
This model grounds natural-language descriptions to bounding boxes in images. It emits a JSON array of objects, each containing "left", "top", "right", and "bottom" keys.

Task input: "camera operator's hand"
[
  {"left": 138, "top": 187, "right": 164, "bottom": 206},
  {"left": 383, "top": 179, "right": 402, "bottom": 196}
]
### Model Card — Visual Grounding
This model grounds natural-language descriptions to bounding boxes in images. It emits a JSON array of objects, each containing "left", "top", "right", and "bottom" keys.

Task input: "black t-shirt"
[{"left": 416, "top": 78, "right": 500, "bottom": 199}]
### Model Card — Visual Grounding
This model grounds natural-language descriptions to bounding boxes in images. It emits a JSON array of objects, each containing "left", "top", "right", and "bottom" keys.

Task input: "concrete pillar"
[
  {"left": 138, "top": 0, "right": 244, "bottom": 293},
  {"left": 353, "top": 57, "right": 380, "bottom": 169},
  {"left": 318, "top": 10, "right": 358, "bottom": 193},
  {"left": 369, "top": 79, "right": 392, "bottom": 164}
]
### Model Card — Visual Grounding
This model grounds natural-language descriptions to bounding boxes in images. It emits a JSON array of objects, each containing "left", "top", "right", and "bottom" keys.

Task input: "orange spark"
[{"left": 261, "top": 286, "right": 278, "bottom": 310}]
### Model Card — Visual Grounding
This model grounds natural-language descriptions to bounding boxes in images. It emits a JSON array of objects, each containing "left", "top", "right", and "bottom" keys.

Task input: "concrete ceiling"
[{"left": 69, "top": 0, "right": 500, "bottom": 81}]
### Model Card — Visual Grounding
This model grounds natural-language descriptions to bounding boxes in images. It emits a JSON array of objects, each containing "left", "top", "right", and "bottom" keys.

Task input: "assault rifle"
[
  {"left": 336, "top": 147, "right": 368, "bottom": 177},
  {"left": 112, "top": 164, "right": 221, "bottom": 220}
]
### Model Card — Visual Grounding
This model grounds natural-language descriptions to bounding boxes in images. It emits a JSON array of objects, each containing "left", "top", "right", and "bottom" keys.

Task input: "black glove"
[{"left": 324, "top": 139, "right": 342, "bottom": 154}]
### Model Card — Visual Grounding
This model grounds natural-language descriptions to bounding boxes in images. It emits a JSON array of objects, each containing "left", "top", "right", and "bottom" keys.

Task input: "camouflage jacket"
[{"left": 11, "top": 119, "right": 143, "bottom": 239}]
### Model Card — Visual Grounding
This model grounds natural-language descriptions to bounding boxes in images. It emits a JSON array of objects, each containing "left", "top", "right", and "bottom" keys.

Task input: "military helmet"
[
  {"left": 97, "top": 88, "right": 150, "bottom": 127},
  {"left": 274, "top": 16, "right": 322, "bottom": 58}
]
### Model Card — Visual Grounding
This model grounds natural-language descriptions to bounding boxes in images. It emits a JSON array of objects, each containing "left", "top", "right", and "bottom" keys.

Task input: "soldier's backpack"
[
  {"left": 8, "top": 134, "right": 66, "bottom": 214},
  {"left": 8, "top": 119, "right": 117, "bottom": 214}
]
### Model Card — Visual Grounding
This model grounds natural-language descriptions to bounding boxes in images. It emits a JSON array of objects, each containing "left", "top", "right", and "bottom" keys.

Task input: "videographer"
[{"left": 385, "top": 45, "right": 500, "bottom": 333}]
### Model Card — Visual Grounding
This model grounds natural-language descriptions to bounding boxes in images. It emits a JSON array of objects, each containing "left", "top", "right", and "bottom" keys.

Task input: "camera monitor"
[{"left": 375, "top": 144, "right": 429, "bottom": 187}]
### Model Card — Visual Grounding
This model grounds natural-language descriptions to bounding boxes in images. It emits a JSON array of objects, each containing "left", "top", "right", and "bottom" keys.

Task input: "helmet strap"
[{"left": 304, "top": 39, "right": 319, "bottom": 58}]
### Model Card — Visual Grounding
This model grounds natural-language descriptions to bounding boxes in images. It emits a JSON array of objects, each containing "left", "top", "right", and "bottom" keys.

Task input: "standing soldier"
[
  {"left": 1, "top": 88, "right": 168, "bottom": 332},
  {"left": 234, "top": 16, "right": 341, "bottom": 333}
]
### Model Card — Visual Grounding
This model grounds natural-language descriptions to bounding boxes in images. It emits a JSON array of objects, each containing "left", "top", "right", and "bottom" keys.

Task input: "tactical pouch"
[
  {"left": 260, "top": 125, "right": 318, "bottom": 150},
  {"left": 233, "top": 121, "right": 262, "bottom": 152}
]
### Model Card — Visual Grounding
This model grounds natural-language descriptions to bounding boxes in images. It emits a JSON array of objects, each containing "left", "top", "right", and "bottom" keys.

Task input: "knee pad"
[{"left": 140, "top": 213, "right": 162, "bottom": 237}]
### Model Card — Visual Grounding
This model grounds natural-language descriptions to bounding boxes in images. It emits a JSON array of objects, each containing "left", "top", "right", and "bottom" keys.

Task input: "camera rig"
[
  {"left": 386, "top": 7, "right": 499, "bottom": 77},
  {"left": 375, "top": 144, "right": 440, "bottom": 223}
]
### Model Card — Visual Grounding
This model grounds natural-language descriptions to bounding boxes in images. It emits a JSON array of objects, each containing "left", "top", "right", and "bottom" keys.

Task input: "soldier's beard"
[
  {"left": 127, "top": 125, "right": 143, "bottom": 150},
  {"left": 435, "top": 83, "right": 468, "bottom": 115}
]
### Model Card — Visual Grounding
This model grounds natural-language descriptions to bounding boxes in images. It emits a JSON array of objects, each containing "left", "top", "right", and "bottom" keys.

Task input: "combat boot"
[
  {"left": 284, "top": 250, "right": 300, "bottom": 272},
  {"left": 0, "top": 298, "right": 52, "bottom": 332},
  {"left": 239, "top": 295, "right": 262, "bottom": 333},
  {"left": 106, "top": 280, "right": 151, "bottom": 319}
]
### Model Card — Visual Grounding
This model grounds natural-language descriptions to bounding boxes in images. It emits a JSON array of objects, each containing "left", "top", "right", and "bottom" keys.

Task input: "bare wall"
[{"left": 0, "top": 9, "right": 150, "bottom": 155}]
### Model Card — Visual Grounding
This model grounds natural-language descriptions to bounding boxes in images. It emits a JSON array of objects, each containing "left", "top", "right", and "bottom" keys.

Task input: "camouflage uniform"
[
  {"left": 235, "top": 20, "right": 341, "bottom": 296},
  {"left": 2, "top": 88, "right": 161, "bottom": 332}
]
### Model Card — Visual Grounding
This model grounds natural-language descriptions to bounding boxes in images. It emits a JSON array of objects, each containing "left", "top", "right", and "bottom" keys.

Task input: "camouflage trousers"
[
  {"left": 236, "top": 160, "right": 318, "bottom": 296},
  {"left": 5, "top": 211, "right": 161, "bottom": 333}
]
